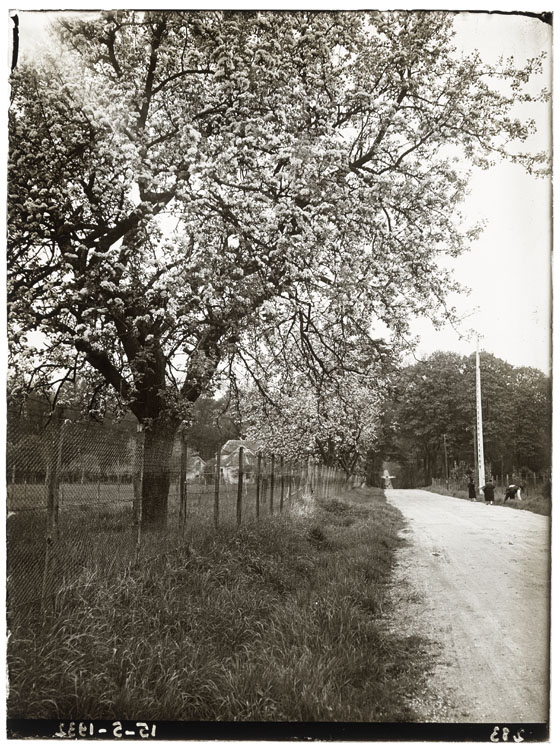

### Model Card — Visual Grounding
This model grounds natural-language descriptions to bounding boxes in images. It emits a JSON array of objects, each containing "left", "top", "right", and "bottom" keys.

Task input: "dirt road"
[{"left": 385, "top": 489, "right": 550, "bottom": 723}]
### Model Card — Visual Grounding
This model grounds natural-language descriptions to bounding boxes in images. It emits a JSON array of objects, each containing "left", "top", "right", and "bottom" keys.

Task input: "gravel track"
[{"left": 385, "top": 489, "right": 550, "bottom": 723}]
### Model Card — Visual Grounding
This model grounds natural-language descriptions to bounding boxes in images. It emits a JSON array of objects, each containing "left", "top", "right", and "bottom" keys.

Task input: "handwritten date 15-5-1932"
[{"left": 55, "top": 721, "right": 156, "bottom": 739}]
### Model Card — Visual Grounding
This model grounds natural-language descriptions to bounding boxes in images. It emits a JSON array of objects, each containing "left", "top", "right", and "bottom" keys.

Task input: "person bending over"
[{"left": 504, "top": 484, "right": 522, "bottom": 503}]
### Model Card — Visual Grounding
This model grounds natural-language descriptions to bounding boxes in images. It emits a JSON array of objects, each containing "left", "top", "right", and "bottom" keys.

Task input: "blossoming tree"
[
  {"left": 236, "top": 293, "right": 398, "bottom": 478},
  {"left": 8, "top": 10, "right": 546, "bottom": 527}
]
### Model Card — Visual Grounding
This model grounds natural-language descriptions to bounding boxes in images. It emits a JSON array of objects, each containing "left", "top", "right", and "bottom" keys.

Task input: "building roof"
[
  {"left": 221, "top": 451, "right": 257, "bottom": 469},
  {"left": 186, "top": 455, "right": 206, "bottom": 471},
  {"left": 221, "top": 439, "right": 258, "bottom": 456}
]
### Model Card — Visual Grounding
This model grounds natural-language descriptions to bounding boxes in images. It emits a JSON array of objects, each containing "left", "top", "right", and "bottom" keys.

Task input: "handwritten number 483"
[{"left": 490, "top": 726, "right": 525, "bottom": 742}]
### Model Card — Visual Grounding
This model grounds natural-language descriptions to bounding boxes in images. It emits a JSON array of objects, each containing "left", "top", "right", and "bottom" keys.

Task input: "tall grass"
[{"left": 8, "top": 488, "right": 429, "bottom": 722}]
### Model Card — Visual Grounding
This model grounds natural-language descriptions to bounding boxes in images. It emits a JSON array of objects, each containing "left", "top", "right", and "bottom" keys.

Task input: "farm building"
[
  {"left": 203, "top": 440, "right": 259, "bottom": 483},
  {"left": 185, "top": 453, "right": 207, "bottom": 482}
]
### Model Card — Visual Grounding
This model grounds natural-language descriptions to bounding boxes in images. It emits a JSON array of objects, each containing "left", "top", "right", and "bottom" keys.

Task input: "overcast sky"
[
  {"left": 8, "top": 6, "right": 553, "bottom": 374},
  {"left": 410, "top": 12, "right": 552, "bottom": 374}
]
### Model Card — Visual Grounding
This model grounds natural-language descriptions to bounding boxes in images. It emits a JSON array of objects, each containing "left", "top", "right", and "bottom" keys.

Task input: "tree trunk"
[{"left": 141, "top": 417, "right": 178, "bottom": 530}]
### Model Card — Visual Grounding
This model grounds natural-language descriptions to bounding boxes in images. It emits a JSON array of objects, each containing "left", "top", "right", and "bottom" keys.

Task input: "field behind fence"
[{"left": 7, "top": 401, "right": 359, "bottom": 623}]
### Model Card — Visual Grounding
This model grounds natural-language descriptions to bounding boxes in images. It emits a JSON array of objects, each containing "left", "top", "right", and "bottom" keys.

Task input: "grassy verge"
[
  {"left": 423, "top": 485, "right": 550, "bottom": 515},
  {"left": 8, "top": 487, "right": 429, "bottom": 722}
]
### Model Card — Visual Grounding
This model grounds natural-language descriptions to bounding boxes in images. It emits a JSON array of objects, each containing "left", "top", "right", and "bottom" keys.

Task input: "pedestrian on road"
[
  {"left": 480, "top": 478, "right": 495, "bottom": 505},
  {"left": 504, "top": 484, "right": 522, "bottom": 503},
  {"left": 467, "top": 478, "right": 477, "bottom": 500}
]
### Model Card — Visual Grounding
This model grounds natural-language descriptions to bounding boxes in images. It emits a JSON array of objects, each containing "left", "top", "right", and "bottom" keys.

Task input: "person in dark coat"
[
  {"left": 480, "top": 479, "right": 495, "bottom": 505},
  {"left": 467, "top": 478, "right": 477, "bottom": 500}
]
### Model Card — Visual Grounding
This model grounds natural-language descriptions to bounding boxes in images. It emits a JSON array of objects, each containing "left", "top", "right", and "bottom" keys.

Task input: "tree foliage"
[
  {"left": 8, "top": 10, "right": 547, "bottom": 523},
  {"left": 389, "top": 351, "right": 551, "bottom": 485},
  {"left": 238, "top": 308, "right": 397, "bottom": 476},
  {"left": 184, "top": 396, "right": 240, "bottom": 460}
]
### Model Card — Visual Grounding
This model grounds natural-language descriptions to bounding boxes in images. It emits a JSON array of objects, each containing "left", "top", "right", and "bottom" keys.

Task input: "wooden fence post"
[
  {"left": 133, "top": 425, "right": 144, "bottom": 526},
  {"left": 269, "top": 453, "right": 275, "bottom": 515},
  {"left": 287, "top": 459, "right": 292, "bottom": 506},
  {"left": 262, "top": 460, "right": 268, "bottom": 516},
  {"left": 179, "top": 431, "right": 187, "bottom": 526},
  {"left": 280, "top": 456, "right": 285, "bottom": 512},
  {"left": 116, "top": 459, "right": 121, "bottom": 503},
  {"left": 46, "top": 410, "right": 65, "bottom": 538},
  {"left": 256, "top": 451, "right": 262, "bottom": 519},
  {"left": 237, "top": 446, "right": 244, "bottom": 528},
  {"left": 214, "top": 448, "right": 221, "bottom": 529},
  {"left": 42, "top": 409, "right": 66, "bottom": 611}
]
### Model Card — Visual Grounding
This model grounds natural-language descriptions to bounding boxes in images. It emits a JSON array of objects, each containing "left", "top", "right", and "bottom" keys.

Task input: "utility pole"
[
  {"left": 475, "top": 340, "right": 485, "bottom": 493},
  {"left": 443, "top": 433, "right": 449, "bottom": 489}
]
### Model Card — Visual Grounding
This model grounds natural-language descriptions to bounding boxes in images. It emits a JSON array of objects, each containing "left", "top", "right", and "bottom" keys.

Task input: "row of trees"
[
  {"left": 12, "top": 347, "right": 550, "bottom": 490},
  {"left": 370, "top": 351, "right": 551, "bottom": 487},
  {"left": 6, "top": 394, "right": 138, "bottom": 484},
  {"left": 6, "top": 391, "right": 239, "bottom": 484},
  {"left": 8, "top": 10, "right": 548, "bottom": 527}
]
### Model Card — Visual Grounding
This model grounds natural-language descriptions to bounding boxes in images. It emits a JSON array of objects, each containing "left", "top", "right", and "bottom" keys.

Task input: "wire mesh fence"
[
  {"left": 7, "top": 400, "right": 361, "bottom": 623},
  {"left": 7, "top": 403, "right": 140, "bottom": 623}
]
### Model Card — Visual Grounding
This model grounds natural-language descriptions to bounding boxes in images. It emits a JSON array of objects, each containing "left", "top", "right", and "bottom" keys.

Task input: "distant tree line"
[
  {"left": 6, "top": 393, "right": 138, "bottom": 484},
  {"left": 7, "top": 389, "right": 241, "bottom": 484},
  {"left": 368, "top": 351, "right": 551, "bottom": 488}
]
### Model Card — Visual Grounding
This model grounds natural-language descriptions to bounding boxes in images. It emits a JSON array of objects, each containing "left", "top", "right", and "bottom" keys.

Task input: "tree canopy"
[
  {"left": 8, "top": 10, "right": 547, "bottom": 524},
  {"left": 238, "top": 307, "right": 397, "bottom": 477},
  {"left": 388, "top": 351, "right": 551, "bottom": 485}
]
